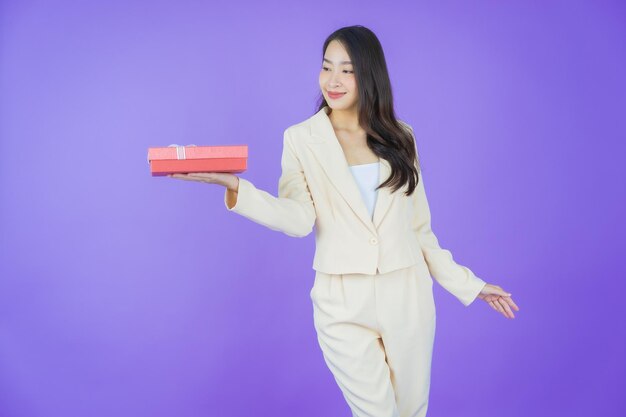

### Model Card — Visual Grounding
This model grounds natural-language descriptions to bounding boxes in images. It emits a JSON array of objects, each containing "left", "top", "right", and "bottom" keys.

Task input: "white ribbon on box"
[
  {"left": 169, "top": 144, "right": 198, "bottom": 159},
  {"left": 147, "top": 144, "right": 197, "bottom": 162}
]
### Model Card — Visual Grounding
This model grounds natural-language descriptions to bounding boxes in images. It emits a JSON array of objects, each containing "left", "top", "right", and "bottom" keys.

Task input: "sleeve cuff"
[{"left": 463, "top": 277, "right": 487, "bottom": 307}]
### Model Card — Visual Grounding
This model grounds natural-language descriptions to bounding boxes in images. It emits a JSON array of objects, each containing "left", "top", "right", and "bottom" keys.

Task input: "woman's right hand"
[{"left": 168, "top": 172, "right": 239, "bottom": 192}]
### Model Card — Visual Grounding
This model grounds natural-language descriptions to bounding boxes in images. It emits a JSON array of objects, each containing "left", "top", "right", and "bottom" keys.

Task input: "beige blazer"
[{"left": 224, "top": 106, "right": 486, "bottom": 306}]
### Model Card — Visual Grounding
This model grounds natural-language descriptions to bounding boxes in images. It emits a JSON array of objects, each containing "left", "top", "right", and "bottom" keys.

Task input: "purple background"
[{"left": 1, "top": 1, "right": 625, "bottom": 416}]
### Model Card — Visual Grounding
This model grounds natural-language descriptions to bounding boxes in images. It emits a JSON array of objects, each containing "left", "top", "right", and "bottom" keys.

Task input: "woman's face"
[{"left": 319, "top": 40, "right": 358, "bottom": 111}]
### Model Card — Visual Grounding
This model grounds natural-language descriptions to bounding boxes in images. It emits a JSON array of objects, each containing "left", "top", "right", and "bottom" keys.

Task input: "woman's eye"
[{"left": 321, "top": 67, "right": 353, "bottom": 74}]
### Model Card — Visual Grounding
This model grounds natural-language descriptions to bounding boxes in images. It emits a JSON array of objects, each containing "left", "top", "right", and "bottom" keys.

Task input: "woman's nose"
[{"left": 327, "top": 71, "right": 340, "bottom": 85}]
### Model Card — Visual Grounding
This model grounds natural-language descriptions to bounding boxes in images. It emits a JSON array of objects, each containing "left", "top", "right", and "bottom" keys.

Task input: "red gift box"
[{"left": 147, "top": 144, "right": 248, "bottom": 176}]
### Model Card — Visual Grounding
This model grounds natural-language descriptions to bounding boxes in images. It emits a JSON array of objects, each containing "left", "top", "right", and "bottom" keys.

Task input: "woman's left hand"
[{"left": 477, "top": 284, "right": 519, "bottom": 319}]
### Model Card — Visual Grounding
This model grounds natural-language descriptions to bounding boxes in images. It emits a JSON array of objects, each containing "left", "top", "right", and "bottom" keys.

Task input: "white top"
[{"left": 349, "top": 162, "right": 380, "bottom": 219}]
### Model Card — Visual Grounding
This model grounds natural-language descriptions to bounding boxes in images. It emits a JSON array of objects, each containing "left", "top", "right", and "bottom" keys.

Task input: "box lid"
[{"left": 147, "top": 144, "right": 248, "bottom": 162}]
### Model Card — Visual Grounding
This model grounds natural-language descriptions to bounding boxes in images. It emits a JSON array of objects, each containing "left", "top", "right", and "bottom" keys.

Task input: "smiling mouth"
[{"left": 328, "top": 91, "right": 346, "bottom": 99}]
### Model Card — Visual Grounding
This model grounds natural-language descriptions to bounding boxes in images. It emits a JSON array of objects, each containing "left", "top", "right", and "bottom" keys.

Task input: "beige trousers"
[{"left": 310, "top": 262, "right": 437, "bottom": 417}]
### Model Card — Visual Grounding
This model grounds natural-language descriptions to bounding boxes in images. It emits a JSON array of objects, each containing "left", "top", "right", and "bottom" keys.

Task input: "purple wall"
[{"left": 1, "top": 1, "right": 624, "bottom": 416}]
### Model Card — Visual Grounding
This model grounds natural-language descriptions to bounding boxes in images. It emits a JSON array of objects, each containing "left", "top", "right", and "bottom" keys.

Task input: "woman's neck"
[{"left": 329, "top": 108, "right": 362, "bottom": 133}]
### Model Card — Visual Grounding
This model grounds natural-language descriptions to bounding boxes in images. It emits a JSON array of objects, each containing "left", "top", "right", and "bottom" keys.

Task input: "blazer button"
[{"left": 369, "top": 237, "right": 378, "bottom": 245}]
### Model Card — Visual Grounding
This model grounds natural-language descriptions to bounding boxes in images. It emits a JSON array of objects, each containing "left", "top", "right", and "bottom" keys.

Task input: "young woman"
[{"left": 170, "top": 25, "right": 519, "bottom": 417}]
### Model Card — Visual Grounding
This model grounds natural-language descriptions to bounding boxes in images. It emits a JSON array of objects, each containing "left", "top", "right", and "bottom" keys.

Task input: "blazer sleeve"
[
  {"left": 223, "top": 127, "right": 316, "bottom": 238},
  {"left": 406, "top": 124, "right": 487, "bottom": 306}
]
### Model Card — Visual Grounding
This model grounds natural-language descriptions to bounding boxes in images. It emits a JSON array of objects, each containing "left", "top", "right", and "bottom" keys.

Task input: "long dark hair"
[{"left": 315, "top": 25, "right": 421, "bottom": 196}]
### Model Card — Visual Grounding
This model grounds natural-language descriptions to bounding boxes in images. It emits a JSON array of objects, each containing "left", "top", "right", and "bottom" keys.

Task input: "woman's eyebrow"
[{"left": 323, "top": 58, "right": 352, "bottom": 65}]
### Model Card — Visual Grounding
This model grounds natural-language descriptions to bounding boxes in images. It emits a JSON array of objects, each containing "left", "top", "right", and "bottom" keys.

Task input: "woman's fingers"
[
  {"left": 497, "top": 297, "right": 515, "bottom": 319},
  {"left": 169, "top": 174, "right": 186, "bottom": 179},
  {"left": 169, "top": 174, "right": 199, "bottom": 181},
  {"left": 187, "top": 172, "right": 217, "bottom": 179},
  {"left": 481, "top": 284, "right": 520, "bottom": 318},
  {"left": 505, "top": 296, "right": 520, "bottom": 311},
  {"left": 169, "top": 173, "right": 211, "bottom": 183},
  {"left": 486, "top": 295, "right": 516, "bottom": 319},
  {"left": 490, "top": 297, "right": 505, "bottom": 316},
  {"left": 168, "top": 172, "right": 235, "bottom": 188}
]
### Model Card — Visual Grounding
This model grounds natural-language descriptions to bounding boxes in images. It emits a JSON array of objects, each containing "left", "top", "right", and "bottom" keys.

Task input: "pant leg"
[
  {"left": 310, "top": 271, "right": 399, "bottom": 417},
  {"left": 376, "top": 262, "right": 437, "bottom": 417}
]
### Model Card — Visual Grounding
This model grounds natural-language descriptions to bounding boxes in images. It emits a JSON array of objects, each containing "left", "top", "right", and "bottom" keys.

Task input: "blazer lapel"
[{"left": 305, "top": 106, "right": 394, "bottom": 235}]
